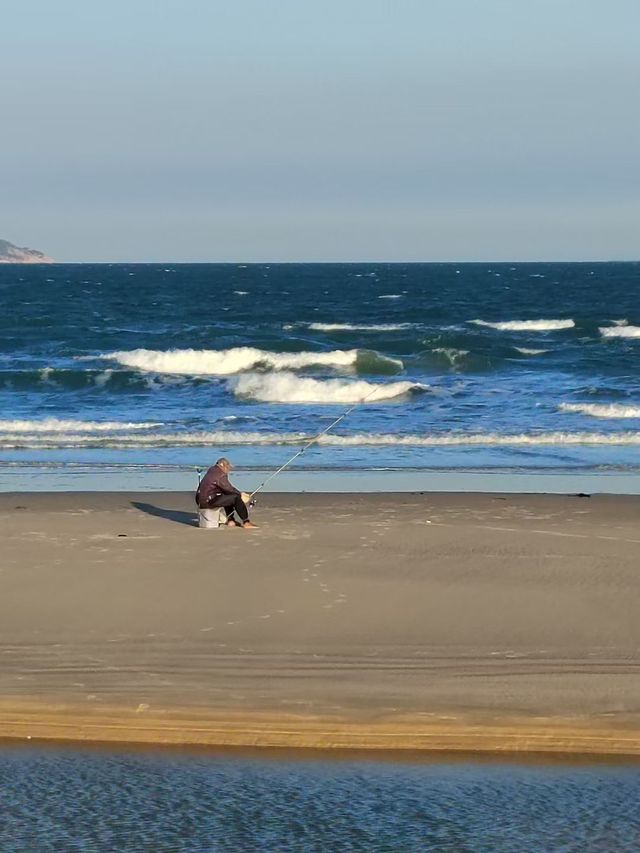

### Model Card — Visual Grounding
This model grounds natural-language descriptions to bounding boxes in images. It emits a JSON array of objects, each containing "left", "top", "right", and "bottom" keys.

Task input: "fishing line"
[{"left": 248, "top": 383, "right": 385, "bottom": 498}]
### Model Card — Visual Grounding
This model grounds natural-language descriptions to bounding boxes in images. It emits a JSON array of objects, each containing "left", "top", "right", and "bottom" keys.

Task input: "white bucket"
[{"left": 198, "top": 507, "right": 225, "bottom": 529}]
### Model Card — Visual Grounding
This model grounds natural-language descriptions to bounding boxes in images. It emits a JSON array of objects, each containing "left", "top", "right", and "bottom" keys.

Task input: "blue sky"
[{"left": 2, "top": 0, "right": 639, "bottom": 261}]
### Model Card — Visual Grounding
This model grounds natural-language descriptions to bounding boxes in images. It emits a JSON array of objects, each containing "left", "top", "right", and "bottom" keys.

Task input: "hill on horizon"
[{"left": 0, "top": 238, "right": 54, "bottom": 264}]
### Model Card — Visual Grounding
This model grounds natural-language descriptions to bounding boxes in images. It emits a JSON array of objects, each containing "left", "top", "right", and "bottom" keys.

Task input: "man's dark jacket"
[{"left": 196, "top": 465, "right": 240, "bottom": 508}]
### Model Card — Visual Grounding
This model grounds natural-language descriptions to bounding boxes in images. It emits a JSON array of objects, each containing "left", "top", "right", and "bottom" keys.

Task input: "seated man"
[{"left": 196, "top": 457, "right": 258, "bottom": 529}]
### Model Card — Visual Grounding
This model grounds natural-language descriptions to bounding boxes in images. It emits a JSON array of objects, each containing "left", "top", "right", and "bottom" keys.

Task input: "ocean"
[
  {"left": 1, "top": 262, "right": 639, "bottom": 488},
  {"left": 1, "top": 747, "right": 640, "bottom": 852}
]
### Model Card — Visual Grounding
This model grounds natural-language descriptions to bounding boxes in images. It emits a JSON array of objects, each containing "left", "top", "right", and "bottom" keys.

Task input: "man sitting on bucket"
[{"left": 196, "top": 457, "right": 258, "bottom": 529}]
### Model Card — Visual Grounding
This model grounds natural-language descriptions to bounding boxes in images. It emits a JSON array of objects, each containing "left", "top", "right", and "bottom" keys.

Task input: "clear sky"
[{"left": 2, "top": 0, "right": 639, "bottom": 262}]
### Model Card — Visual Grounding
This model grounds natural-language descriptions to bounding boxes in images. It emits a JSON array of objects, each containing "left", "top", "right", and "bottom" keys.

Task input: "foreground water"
[
  {"left": 2, "top": 262, "right": 640, "bottom": 483},
  {"left": 1, "top": 748, "right": 639, "bottom": 852}
]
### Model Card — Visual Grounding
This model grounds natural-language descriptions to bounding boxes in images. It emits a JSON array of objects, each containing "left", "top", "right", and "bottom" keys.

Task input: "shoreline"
[
  {"left": 2, "top": 491, "right": 640, "bottom": 760},
  {"left": 3, "top": 702, "right": 640, "bottom": 761},
  {"left": 2, "top": 465, "right": 640, "bottom": 495}
]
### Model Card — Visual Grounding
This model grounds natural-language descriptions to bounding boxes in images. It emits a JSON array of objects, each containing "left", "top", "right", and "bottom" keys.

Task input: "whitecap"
[
  {"left": 309, "top": 323, "right": 414, "bottom": 332},
  {"left": 472, "top": 319, "right": 574, "bottom": 332},
  {"left": 599, "top": 325, "right": 640, "bottom": 339},
  {"left": 431, "top": 347, "right": 470, "bottom": 365},
  {"left": 94, "top": 369, "right": 114, "bottom": 387},
  {"left": 0, "top": 418, "right": 161, "bottom": 433},
  {"left": 559, "top": 403, "right": 640, "bottom": 419}
]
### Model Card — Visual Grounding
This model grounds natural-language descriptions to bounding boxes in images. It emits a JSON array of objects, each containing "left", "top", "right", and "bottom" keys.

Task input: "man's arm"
[{"left": 216, "top": 470, "right": 241, "bottom": 496}]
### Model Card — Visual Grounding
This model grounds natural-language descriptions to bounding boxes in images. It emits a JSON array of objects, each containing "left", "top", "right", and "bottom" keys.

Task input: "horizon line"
[{"left": 16, "top": 258, "right": 640, "bottom": 266}]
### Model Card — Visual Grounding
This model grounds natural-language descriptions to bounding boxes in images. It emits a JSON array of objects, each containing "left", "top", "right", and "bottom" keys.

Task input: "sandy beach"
[{"left": 1, "top": 490, "right": 640, "bottom": 756}]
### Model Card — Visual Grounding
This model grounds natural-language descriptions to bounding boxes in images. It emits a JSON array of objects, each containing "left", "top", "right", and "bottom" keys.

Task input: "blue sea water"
[
  {"left": 1, "top": 262, "right": 640, "bottom": 484},
  {"left": 1, "top": 748, "right": 640, "bottom": 852}
]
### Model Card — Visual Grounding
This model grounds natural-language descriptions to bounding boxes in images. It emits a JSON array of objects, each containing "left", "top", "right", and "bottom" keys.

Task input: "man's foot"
[
  {"left": 226, "top": 519, "right": 238, "bottom": 528},
  {"left": 242, "top": 520, "right": 259, "bottom": 529}
]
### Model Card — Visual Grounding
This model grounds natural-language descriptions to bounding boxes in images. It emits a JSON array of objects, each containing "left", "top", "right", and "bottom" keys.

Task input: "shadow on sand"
[{"left": 131, "top": 501, "right": 198, "bottom": 527}]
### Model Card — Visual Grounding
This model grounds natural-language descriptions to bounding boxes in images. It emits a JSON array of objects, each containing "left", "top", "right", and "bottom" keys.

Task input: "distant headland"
[{"left": 0, "top": 238, "right": 54, "bottom": 264}]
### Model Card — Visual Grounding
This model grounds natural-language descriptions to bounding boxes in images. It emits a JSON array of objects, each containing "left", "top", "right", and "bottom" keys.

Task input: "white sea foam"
[
  {"left": 472, "top": 319, "right": 575, "bottom": 331},
  {"left": 432, "top": 347, "right": 469, "bottom": 361},
  {"left": 310, "top": 431, "right": 640, "bottom": 446},
  {"left": 4, "top": 429, "right": 640, "bottom": 450},
  {"left": 377, "top": 294, "right": 403, "bottom": 299},
  {"left": 94, "top": 369, "right": 114, "bottom": 387},
  {"left": 514, "top": 347, "right": 548, "bottom": 355},
  {"left": 228, "top": 372, "right": 426, "bottom": 404},
  {"left": 309, "top": 323, "right": 413, "bottom": 332},
  {"left": 599, "top": 325, "right": 640, "bottom": 339},
  {"left": 0, "top": 418, "right": 161, "bottom": 433},
  {"left": 559, "top": 403, "right": 640, "bottom": 419},
  {"left": 102, "top": 347, "right": 377, "bottom": 375}
]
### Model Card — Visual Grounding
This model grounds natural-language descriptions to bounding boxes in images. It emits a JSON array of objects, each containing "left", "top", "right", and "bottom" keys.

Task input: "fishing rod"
[{"left": 248, "top": 383, "right": 385, "bottom": 498}]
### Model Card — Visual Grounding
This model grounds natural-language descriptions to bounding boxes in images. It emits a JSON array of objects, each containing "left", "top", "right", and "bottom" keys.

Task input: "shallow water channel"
[{"left": 1, "top": 746, "right": 639, "bottom": 851}]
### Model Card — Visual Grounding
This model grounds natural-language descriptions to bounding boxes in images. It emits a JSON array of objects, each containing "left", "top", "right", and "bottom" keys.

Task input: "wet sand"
[{"left": 1, "top": 491, "right": 640, "bottom": 756}]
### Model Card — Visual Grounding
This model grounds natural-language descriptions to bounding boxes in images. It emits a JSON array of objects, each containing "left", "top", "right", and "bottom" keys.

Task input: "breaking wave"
[
  {"left": 599, "top": 325, "right": 640, "bottom": 339},
  {"left": 559, "top": 403, "right": 640, "bottom": 419},
  {"left": 228, "top": 372, "right": 427, "bottom": 404},
  {"left": 514, "top": 347, "right": 548, "bottom": 355},
  {"left": 472, "top": 319, "right": 575, "bottom": 331},
  {"left": 102, "top": 347, "right": 402, "bottom": 375},
  {"left": 4, "top": 429, "right": 640, "bottom": 450}
]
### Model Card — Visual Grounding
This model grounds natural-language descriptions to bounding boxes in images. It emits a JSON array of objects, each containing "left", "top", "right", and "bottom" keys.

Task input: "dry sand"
[{"left": 1, "top": 490, "right": 639, "bottom": 756}]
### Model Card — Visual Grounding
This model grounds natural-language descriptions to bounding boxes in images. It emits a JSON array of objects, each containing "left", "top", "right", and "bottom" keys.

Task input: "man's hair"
[{"left": 216, "top": 457, "right": 231, "bottom": 469}]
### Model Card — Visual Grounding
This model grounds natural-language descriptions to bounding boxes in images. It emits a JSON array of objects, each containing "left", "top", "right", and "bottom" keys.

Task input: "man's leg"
[
  {"left": 209, "top": 494, "right": 249, "bottom": 525},
  {"left": 231, "top": 494, "right": 249, "bottom": 523},
  {"left": 208, "top": 494, "right": 237, "bottom": 523}
]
